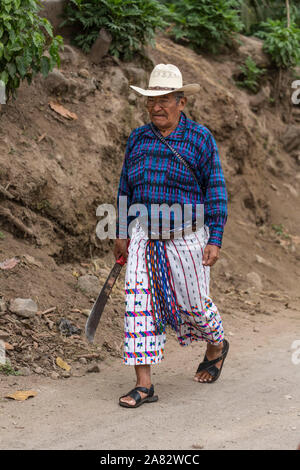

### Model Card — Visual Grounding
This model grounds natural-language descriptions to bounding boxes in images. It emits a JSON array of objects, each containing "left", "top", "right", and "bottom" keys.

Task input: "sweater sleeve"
[
  {"left": 202, "top": 131, "right": 228, "bottom": 247},
  {"left": 116, "top": 134, "right": 133, "bottom": 238}
]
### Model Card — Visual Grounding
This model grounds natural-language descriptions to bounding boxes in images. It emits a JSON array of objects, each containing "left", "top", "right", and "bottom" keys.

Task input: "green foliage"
[
  {"left": 240, "top": 0, "right": 296, "bottom": 35},
  {"left": 0, "top": 0, "right": 64, "bottom": 100},
  {"left": 271, "top": 223, "right": 290, "bottom": 239},
  {"left": 0, "top": 231, "right": 5, "bottom": 239},
  {"left": 36, "top": 199, "right": 51, "bottom": 211},
  {"left": 61, "top": 0, "right": 169, "bottom": 60},
  {"left": 0, "top": 362, "right": 20, "bottom": 376},
  {"left": 256, "top": 19, "right": 300, "bottom": 68},
  {"left": 236, "top": 56, "right": 266, "bottom": 92},
  {"left": 165, "top": 0, "right": 243, "bottom": 54}
]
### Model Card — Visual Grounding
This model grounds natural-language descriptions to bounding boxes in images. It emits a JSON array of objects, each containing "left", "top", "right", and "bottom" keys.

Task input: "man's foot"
[
  {"left": 194, "top": 342, "right": 224, "bottom": 383},
  {"left": 119, "top": 383, "right": 152, "bottom": 406}
]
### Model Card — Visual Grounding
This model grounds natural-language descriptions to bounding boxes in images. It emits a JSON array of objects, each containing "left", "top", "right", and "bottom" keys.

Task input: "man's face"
[{"left": 146, "top": 93, "right": 187, "bottom": 131}]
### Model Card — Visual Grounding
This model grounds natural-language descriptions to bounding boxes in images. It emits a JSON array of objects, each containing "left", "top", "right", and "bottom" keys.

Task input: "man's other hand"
[
  {"left": 114, "top": 238, "right": 128, "bottom": 262},
  {"left": 202, "top": 244, "right": 220, "bottom": 267}
]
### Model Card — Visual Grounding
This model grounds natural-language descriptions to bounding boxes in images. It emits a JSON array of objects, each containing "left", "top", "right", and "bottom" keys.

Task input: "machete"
[{"left": 85, "top": 253, "right": 127, "bottom": 343}]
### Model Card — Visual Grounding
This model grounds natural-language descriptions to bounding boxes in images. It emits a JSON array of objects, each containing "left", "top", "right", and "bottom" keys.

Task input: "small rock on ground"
[
  {"left": 87, "top": 364, "right": 100, "bottom": 373},
  {"left": 77, "top": 275, "right": 100, "bottom": 297},
  {"left": 9, "top": 298, "right": 38, "bottom": 318},
  {"left": 246, "top": 271, "right": 263, "bottom": 292},
  {"left": 18, "top": 367, "right": 31, "bottom": 376}
]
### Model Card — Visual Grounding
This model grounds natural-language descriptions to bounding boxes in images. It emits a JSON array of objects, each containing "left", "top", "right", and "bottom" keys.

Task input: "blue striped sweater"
[{"left": 117, "top": 112, "right": 228, "bottom": 247}]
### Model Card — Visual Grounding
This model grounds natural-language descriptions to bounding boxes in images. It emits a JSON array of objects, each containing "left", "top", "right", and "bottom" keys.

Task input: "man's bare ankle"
[
  {"left": 207, "top": 342, "right": 223, "bottom": 350},
  {"left": 136, "top": 382, "right": 152, "bottom": 389}
]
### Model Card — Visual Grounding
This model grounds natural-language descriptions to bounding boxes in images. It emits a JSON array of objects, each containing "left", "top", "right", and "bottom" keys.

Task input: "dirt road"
[{"left": 0, "top": 307, "right": 299, "bottom": 450}]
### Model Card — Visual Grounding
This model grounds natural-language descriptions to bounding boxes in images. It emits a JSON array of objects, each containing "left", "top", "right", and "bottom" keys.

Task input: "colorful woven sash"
[{"left": 145, "top": 240, "right": 183, "bottom": 334}]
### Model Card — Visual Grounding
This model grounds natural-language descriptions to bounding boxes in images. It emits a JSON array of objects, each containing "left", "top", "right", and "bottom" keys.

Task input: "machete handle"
[
  {"left": 116, "top": 255, "right": 127, "bottom": 266},
  {"left": 116, "top": 239, "right": 130, "bottom": 266}
]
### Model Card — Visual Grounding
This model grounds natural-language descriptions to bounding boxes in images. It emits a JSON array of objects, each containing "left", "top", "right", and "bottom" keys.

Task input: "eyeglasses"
[{"left": 146, "top": 96, "right": 176, "bottom": 108}]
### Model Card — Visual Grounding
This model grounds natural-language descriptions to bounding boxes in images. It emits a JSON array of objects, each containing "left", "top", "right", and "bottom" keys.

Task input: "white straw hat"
[{"left": 130, "top": 64, "right": 200, "bottom": 97}]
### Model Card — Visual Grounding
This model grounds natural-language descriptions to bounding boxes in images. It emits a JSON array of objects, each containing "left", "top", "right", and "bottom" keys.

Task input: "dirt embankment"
[{"left": 0, "top": 34, "right": 299, "bottom": 378}]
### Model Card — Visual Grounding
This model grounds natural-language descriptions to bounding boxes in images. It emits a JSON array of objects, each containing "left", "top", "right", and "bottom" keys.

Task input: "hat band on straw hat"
[{"left": 148, "top": 86, "right": 177, "bottom": 91}]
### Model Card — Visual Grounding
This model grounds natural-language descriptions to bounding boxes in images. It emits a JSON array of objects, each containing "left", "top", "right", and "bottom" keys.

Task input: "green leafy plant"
[
  {"left": 0, "top": 231, "right": 5, "bottom": 239},
  {"left": 236, "top": 56, "right": 266, "bottom": 92},
  {"left": 166, "top": 0, "right": 243, "bottom": 54},
  {"left": 239, "top": 0, "right": 300, "bottom": 35},
  {"left": 0, "top": 362, "right": 20, "bottom": 376},
  {"left": 272, "top": 223, "right": 290, "bottom": 239},
  {"left": 61, "top": 0, "right": 169, "bottom": 60},
  {"left": 256, "top": 19, "right": 300, "bottom": 68},
  {"left": 0, "top": 0, "right": 64, "bottom": 100}
]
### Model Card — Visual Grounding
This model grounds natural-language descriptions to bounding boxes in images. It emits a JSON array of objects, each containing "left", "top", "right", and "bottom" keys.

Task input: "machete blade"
[{"left": 85, "top": 260, "right": 124, "bottom": 343}]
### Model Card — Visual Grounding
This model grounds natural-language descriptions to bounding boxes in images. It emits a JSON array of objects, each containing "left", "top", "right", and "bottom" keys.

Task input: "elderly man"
[{"left": 114, "top": 64, "right": 229, "bottom": 408}]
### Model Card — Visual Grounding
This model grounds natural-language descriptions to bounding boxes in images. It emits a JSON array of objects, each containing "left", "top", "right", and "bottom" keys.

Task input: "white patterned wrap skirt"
[{"left": 123, "top": 221, "right": 224, "bottom": 366}]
